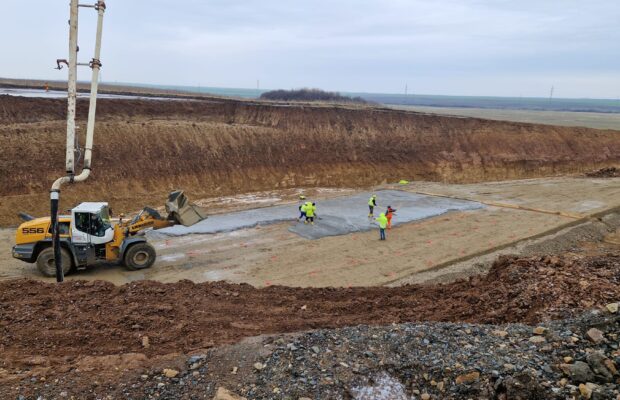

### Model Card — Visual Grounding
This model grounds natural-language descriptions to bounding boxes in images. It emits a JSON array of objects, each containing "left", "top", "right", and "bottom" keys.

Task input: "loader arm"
[
  {"left": 120, "top": 191, "right": 208, "bottom": 235},
  {"left": 121, "top": 207, "right": 176, "bottom": 235}
]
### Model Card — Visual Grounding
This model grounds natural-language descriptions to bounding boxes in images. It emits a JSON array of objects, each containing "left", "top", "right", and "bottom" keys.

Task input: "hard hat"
[{"left": 372, "top": 194, "right": 377, "bottom": 198}]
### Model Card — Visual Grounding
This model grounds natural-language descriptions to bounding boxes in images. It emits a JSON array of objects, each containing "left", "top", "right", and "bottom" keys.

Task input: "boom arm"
[
  {"left": 119, "top": 191, "right": 208, "bottom": 235},
  {"left": 51, "top": 0, "right": 106, "bottom": 283},
  {"left": 121, "top": 207, "right": 175, "bottom": 235}
]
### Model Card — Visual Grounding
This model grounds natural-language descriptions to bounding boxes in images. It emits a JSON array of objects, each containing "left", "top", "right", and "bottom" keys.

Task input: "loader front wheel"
[
  {"left": 124, "top": 243, "right": 156, "bottom": 270},
  {"left": 36, "top": 247, "right": 72, "bottom": 277}
]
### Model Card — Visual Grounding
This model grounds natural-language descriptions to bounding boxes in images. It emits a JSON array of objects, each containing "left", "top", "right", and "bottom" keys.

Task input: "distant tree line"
[{"left": 260, "top": 88, "right": 369, "bottom": 104}]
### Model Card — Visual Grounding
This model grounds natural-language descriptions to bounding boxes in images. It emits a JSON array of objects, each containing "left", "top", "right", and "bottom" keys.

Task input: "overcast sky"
[{"left": 2, "top": 0, "right": 619, "bottom": 98}]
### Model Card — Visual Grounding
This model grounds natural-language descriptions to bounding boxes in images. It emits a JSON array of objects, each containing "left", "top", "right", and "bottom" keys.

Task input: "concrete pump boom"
[{"left": 51, "top": 0, "right": 106, "bottom": 282}]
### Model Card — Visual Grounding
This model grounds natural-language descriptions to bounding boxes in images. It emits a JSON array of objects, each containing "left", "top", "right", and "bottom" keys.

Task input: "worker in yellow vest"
[
  {"left": 368, "top": 194, "right": 378, "bottom": 217},
  {"left": 298, "top": 195, "right": 307, "bottom": 221},
  {"left": 376, "top": 212, "right": 388, "bottom": 240},
  {"left": 305, "top": 202, "right": 316, "bottom": 225}
]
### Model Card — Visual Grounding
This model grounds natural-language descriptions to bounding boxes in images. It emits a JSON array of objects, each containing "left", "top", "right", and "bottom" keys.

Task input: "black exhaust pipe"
[{"left": 51, "top": 190, "right": 64, "bottom": 283}]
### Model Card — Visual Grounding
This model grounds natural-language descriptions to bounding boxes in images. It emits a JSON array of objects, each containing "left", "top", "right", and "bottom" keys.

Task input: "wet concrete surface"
[{"left": 158, "top": 190, "right": 483, "bottom": 239}]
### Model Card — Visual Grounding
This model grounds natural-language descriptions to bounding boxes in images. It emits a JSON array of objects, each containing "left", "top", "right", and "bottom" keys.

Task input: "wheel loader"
[{"left": 12, "top": 190, "right": 207, "bottom": 277}]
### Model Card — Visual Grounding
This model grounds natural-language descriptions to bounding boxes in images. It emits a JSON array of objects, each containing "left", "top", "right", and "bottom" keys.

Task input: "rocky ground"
[
  {"left": 1, "top": 251, "right": 619, "bottom": 399},
  {"left": 188, "top": 309, "right": 619, "bottom": 400},
  {"left": 6, "top": 307, "right": 619, "bottom": 399}
]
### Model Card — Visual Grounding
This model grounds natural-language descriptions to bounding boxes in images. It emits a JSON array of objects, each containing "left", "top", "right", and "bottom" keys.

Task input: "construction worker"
[
  {"left": 368, "top": 194, "right": 378, "bottom": 217},
  {"left": 376, "top": 212, "right": 388, "bottom": 240},
  {"left": 385, "top": 205, "right": 397, "bottom": 229},
  {"left": 305, "top": 202, "right": 316, "bottom": 225},
  {"left": 298, "top": 195, "right": 307, "bottom": 221}
]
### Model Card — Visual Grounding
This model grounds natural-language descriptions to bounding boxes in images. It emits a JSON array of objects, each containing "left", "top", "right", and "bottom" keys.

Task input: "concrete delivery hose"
[{"left": 50, "top": 0, "right": 106, "bottom": 282}]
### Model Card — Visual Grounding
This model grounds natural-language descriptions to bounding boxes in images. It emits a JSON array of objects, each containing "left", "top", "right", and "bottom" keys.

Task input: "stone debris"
[
  {"left": 586, "top": 328, "right": 605, "bottom": 344},
  {"left": 253, "top": 363, "right": 265, "bottom": 371},
  {"left": 606, "top": 303, "right": 619, "bottom": 314},
  {"left": 529, "top": 335, "right": 546, "bottom": 343},
  {"left": 163, "top": 368, "right": 179, "bottom": 378},
  {"left": 213, "top": 387, "right": 247, "bottom": 400},
  {"left": 455, "top": 371, "right": 480, "bottom": 385}
]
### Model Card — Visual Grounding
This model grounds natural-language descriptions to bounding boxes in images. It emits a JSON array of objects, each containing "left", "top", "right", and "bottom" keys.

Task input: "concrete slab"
[{"left": 158, "top": 190, "right": 483, "bottom": 239}]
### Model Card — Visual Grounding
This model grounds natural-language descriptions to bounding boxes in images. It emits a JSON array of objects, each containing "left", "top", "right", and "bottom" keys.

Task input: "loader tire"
[
  {"left": 124, "top": 242, "right": 156, "bottom": 270},
  {"left": 36, "top": 247, "right": 72, "bottom": 277}
]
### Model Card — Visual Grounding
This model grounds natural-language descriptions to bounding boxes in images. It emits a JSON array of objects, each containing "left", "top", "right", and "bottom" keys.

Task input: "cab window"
[
  {"left": 75, "top": 212, "right": 90, "bottom": 234},
  {"left": 47, "top": 222, "right": 70, "bottom": 236},
  {"left": 75, "top": 211, "right": 111, "bottom": 237}
]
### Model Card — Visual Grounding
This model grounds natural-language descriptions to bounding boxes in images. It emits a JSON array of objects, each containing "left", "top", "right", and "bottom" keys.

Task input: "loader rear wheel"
[
  {"left": 36, "top": 247, "right": 72, "bottom": 277},
  {"left": 124, "top": 243, "right": 156, "bottom": 270}
]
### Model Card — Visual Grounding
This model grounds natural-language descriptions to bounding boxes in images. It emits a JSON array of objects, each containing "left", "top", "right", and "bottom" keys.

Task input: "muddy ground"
[
  {"left": 1, "top": 248, "right": 619, "bottom": 398},
  {"left": 3, "top": 252, "right": 618, "bottom": 358},
  {"left": 2, "top": 177, "right": 618, "bottom": 288}
]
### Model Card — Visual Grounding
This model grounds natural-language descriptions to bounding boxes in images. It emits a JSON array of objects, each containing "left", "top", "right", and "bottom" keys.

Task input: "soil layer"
[
  {"left": 1, "top": 95, "right": 618, "bottom": 226},
  {"left": 1, "top": 253, "right": 618, "bottom": 362}
]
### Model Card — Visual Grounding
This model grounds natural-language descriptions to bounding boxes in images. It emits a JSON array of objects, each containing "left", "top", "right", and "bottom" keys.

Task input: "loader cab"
[{"left": 71, "top": 202, "right": 114, "bottom": 245}]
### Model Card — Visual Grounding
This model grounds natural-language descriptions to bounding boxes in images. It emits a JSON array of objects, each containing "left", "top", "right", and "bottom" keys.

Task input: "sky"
[{"left": 1, "top": 0, "right": 619, "bottom": 98}]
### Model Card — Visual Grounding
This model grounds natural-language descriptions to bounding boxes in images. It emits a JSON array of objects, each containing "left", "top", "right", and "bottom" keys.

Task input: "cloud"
[{"left": 1, "top": 0, "right": 619, "bottom": 97}]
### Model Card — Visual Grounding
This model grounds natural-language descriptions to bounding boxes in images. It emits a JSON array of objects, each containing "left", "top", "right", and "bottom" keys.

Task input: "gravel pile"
[
  {"left": 244, "top": 310, "right": 620, "bottom": 399},
  {"left": 89, "top": 307, "right": 619, "bottom": 399}
]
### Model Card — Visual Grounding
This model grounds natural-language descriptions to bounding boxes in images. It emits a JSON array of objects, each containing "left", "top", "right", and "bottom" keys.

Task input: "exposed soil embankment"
[
  {"left": 0, "top": 95, "right": 618, "bottom": 225},
  {"left": 0, "top": 253, "right": 618, "bottom": 362}
]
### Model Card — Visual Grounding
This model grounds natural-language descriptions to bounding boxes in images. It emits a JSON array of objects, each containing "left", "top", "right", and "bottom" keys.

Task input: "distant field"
[
  {"left": 356, "top": 93, "right": 620, "bottom": 113},
  {"left": 390, "top": 105, "right": 620, "bottom": 130},
  {"left": 2, "top": 78, "right": 619, "bottom": 129}
]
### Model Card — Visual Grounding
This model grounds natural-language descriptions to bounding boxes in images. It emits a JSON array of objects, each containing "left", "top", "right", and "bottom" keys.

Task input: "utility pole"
[
  {"left": 405, "top": 84, "right": 408, "bottom": 96},
  {"left": 549, "top": 85, "right": 554, "bottom": 101}
]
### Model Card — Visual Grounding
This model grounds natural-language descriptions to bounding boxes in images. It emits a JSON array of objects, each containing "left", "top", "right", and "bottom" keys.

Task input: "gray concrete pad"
[{"left": 158, "top": 190, "right": 483, "bottom": 239}]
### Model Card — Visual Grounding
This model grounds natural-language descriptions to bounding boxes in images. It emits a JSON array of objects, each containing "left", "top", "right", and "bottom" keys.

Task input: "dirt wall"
[{"left": 0, "top": 96, "right": 618, "bottom": 225}]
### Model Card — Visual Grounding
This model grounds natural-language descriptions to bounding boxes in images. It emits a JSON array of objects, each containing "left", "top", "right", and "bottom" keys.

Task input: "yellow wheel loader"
[{"left": 12, "top": 191, "right": 207, "bottom": 277}]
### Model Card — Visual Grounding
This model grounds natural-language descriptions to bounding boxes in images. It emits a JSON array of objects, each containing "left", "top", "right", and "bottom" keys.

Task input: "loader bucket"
[{"left": 165, "top": 190, "right": 208, "bottom": 227}]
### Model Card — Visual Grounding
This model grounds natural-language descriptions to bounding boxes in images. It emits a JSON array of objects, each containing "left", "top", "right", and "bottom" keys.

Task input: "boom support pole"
[{"left": 51, "top": 1, "right": 106, "bottom": 282}]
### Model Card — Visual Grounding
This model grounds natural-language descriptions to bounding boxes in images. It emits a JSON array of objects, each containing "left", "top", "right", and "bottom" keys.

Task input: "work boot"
[
  {"left": 304, "top": 221, "right": 308, "bottom": 224},
  {"left": 311, "top": 222, "right": 314, "bottom": 225}
]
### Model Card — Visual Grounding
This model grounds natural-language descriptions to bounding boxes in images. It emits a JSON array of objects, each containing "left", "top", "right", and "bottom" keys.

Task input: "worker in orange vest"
[{"left": 385, "top": 205, "right": 397, "bottom": 229}]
